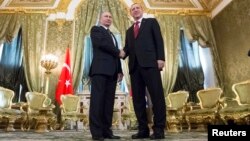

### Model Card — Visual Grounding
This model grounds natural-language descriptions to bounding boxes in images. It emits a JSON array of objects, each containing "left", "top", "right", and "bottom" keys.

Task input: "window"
[{"left": 173, "top": 30, "right": 217, "bottom": 102}]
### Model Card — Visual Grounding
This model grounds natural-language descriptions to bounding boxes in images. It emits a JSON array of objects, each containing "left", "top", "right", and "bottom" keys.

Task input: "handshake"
[{"left": 119, "top": 49, "right": 126, "bottom": 58}]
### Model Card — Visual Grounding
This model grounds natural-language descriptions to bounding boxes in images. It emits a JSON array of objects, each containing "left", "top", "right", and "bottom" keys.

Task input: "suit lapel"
[
  {"left": 110, "top": 32, "right": 118, "bottom": 48},
  {"left": 137, "top": 18, "right": 146, "bottom": 38},
  {"left": 100, "top": 26, "right": 116, "bottom": 47}
]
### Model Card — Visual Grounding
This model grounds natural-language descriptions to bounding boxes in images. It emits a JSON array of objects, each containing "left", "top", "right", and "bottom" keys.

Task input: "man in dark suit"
[
  {"left": 89, "top": 11, "right": 124, "bottom": 141},
  {"left": 122, "top": 3, "right": 166, "bottom": 140}
]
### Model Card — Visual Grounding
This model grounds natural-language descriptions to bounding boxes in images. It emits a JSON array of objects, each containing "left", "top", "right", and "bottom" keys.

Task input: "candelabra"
[{"left": 41, "top": 54, "right": 58, "bottom": 94}]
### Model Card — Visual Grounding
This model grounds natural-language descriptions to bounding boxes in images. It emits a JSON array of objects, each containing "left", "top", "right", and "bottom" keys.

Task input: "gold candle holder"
[{"left": 40, "top": 54, "right": 58, "bottom": 94}]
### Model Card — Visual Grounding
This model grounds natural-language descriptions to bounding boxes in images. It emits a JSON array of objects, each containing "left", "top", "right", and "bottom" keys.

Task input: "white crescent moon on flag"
[{"left": 63, "top": 63, "right": 71, "bottom": 72}]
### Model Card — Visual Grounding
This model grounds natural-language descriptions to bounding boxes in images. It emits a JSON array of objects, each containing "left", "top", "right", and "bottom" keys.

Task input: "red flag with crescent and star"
[{"left": 55, "top": 48, "right": 73, "bottom": 105}]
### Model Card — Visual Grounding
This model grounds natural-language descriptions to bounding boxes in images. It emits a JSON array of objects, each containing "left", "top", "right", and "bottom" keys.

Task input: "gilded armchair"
[
  {"left": 25, "top": 92, "right": 56, "bottom": 132},
  {"left": 60, "top": 94, "right": 87, "bottom": 131},
  {"left": 121, "top": 96, "right": 137, "bottom": 130},
  {"left": 219, "top": 80, "right": 250, "bottom": 125},
  {"left": 112, "top": 99, "right": 120, "bottom": 129},
  {"left": 166, "top": 91, "right": 189, "bottom": 132},
  {"left": 185, "top": 88, "right": 223, "bottom": 131},
  {"left": 0, "top": 87, "right": 26, "bottom": 131}
]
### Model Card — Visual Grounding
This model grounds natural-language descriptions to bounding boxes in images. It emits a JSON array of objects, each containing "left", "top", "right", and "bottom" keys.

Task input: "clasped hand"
[{"left": 119, "top": 49, "right": 125, "bottom": 58}]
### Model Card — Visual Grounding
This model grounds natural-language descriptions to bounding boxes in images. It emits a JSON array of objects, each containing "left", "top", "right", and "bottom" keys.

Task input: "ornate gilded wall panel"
[{"left": 212, "top": 0, "right": 250, "bottom": 99}]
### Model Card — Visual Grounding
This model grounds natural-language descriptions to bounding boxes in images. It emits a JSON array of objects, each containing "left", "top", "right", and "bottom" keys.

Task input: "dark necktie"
[
  {"left": 107, "top": 29, "right": 111, "bottom": 34},
  {"left": 134, "top": 21, "right": 140, "bottom": 38},
  {"left": 107, "top": 29, "right": 117, "bottom": 47}
]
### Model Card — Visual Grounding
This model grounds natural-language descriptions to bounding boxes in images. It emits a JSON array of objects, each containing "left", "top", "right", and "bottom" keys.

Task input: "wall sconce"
[{"left": 40, "top": 54, "right": 58, "bottom": 94}]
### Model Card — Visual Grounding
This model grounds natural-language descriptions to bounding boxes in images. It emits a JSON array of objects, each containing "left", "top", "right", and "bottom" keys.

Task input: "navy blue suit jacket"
[{"left": 89, "top": 26, "right": 122, "bottom": 77}]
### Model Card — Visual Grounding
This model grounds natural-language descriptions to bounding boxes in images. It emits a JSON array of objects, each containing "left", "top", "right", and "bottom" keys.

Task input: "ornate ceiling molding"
[
  {"left": 146, "top": 0, "right": 197, "bottom": 9},
  {"left": 0, "top": 0, "right": 71, "bottom": 14},
  {"left": 132, "top": 0, "right": 210, "bottom": 16},
  {"left": 0, "top": 0, "right": 232, "bottom": 19},
  {"left": 7, "top": 0, "right": 56, "bottom": 7},
  {"left": 198, "top": 0, "right": 222, "bottom": 11}
]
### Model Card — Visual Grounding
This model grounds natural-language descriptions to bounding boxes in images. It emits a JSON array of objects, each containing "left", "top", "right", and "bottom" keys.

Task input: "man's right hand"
[{"left": 119, "top": 49, "right": 125, "bottom": 58}]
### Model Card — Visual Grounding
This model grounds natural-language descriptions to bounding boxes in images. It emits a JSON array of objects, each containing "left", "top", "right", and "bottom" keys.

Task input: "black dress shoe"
[
  {"left": 131, "top": 132, "right": 149, "bottom": 139},
  {"left": 92, "top": 136, "right": 104, "bottom": 141},
  {"left": 150, "top": 133, "right": 165, "bottom": 140},
  {"left": 103, "top": 134, "right": 121, "bottom": 139}
]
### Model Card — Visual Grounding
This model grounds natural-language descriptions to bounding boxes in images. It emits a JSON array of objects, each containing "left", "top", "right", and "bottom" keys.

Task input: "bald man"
[{"left": 122, "top": 3, "right": 166, "bottom": 139}]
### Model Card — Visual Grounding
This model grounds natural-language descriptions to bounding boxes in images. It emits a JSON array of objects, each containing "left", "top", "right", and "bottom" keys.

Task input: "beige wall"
[{"left": 212, "top": 0, "right": 250, "bottom": 97}]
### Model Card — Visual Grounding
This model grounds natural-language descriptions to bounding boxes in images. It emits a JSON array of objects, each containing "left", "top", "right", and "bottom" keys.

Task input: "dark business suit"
[
  {"left": 123, "top": 18, "right": 166, "bottom": 133},
  {"left": 89, "top": 25, "right": 122, "bottom": 137}
]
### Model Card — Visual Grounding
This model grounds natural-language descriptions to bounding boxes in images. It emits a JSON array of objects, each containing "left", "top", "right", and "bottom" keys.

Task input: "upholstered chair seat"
[
  {"left": 0, "top": 108, "right": 25, "bottom": 115},
  {"left": 221, "top": 106, "right": 249, "bottom": 113},
  {"left": 186, "top": 107, "right": 219, "bottom": 115}
]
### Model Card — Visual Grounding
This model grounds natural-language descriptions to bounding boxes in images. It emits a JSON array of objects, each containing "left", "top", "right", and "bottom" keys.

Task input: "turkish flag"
[{"left": 55, "top": 48, "right": 73, "bottom": 105}]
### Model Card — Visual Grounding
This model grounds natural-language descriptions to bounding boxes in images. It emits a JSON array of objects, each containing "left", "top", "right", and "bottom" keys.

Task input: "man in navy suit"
[
  {"left": 122, "top": 3, "right": 166, "bottom": 140},
  {"left": 89, "top": 11, "right": 124, "bottom": 141}
]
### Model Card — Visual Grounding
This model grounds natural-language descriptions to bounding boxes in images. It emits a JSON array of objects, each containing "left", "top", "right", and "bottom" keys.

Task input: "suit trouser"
[
  {"left": 89, "top": 74, "right": 117, "bottom": 137},
  {"left": 130, "top": 65, "right": 166, "bottom": 132}
]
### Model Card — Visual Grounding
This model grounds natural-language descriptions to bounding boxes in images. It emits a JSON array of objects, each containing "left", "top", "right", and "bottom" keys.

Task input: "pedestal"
[{"left": 34, "top": 109, "right": 52, "bottom": 133}]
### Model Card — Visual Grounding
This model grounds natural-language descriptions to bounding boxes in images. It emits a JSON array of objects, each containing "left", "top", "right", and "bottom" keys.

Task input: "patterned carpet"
[{"left": 0, "top": 129, "right": 207, "bottom": 141}]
